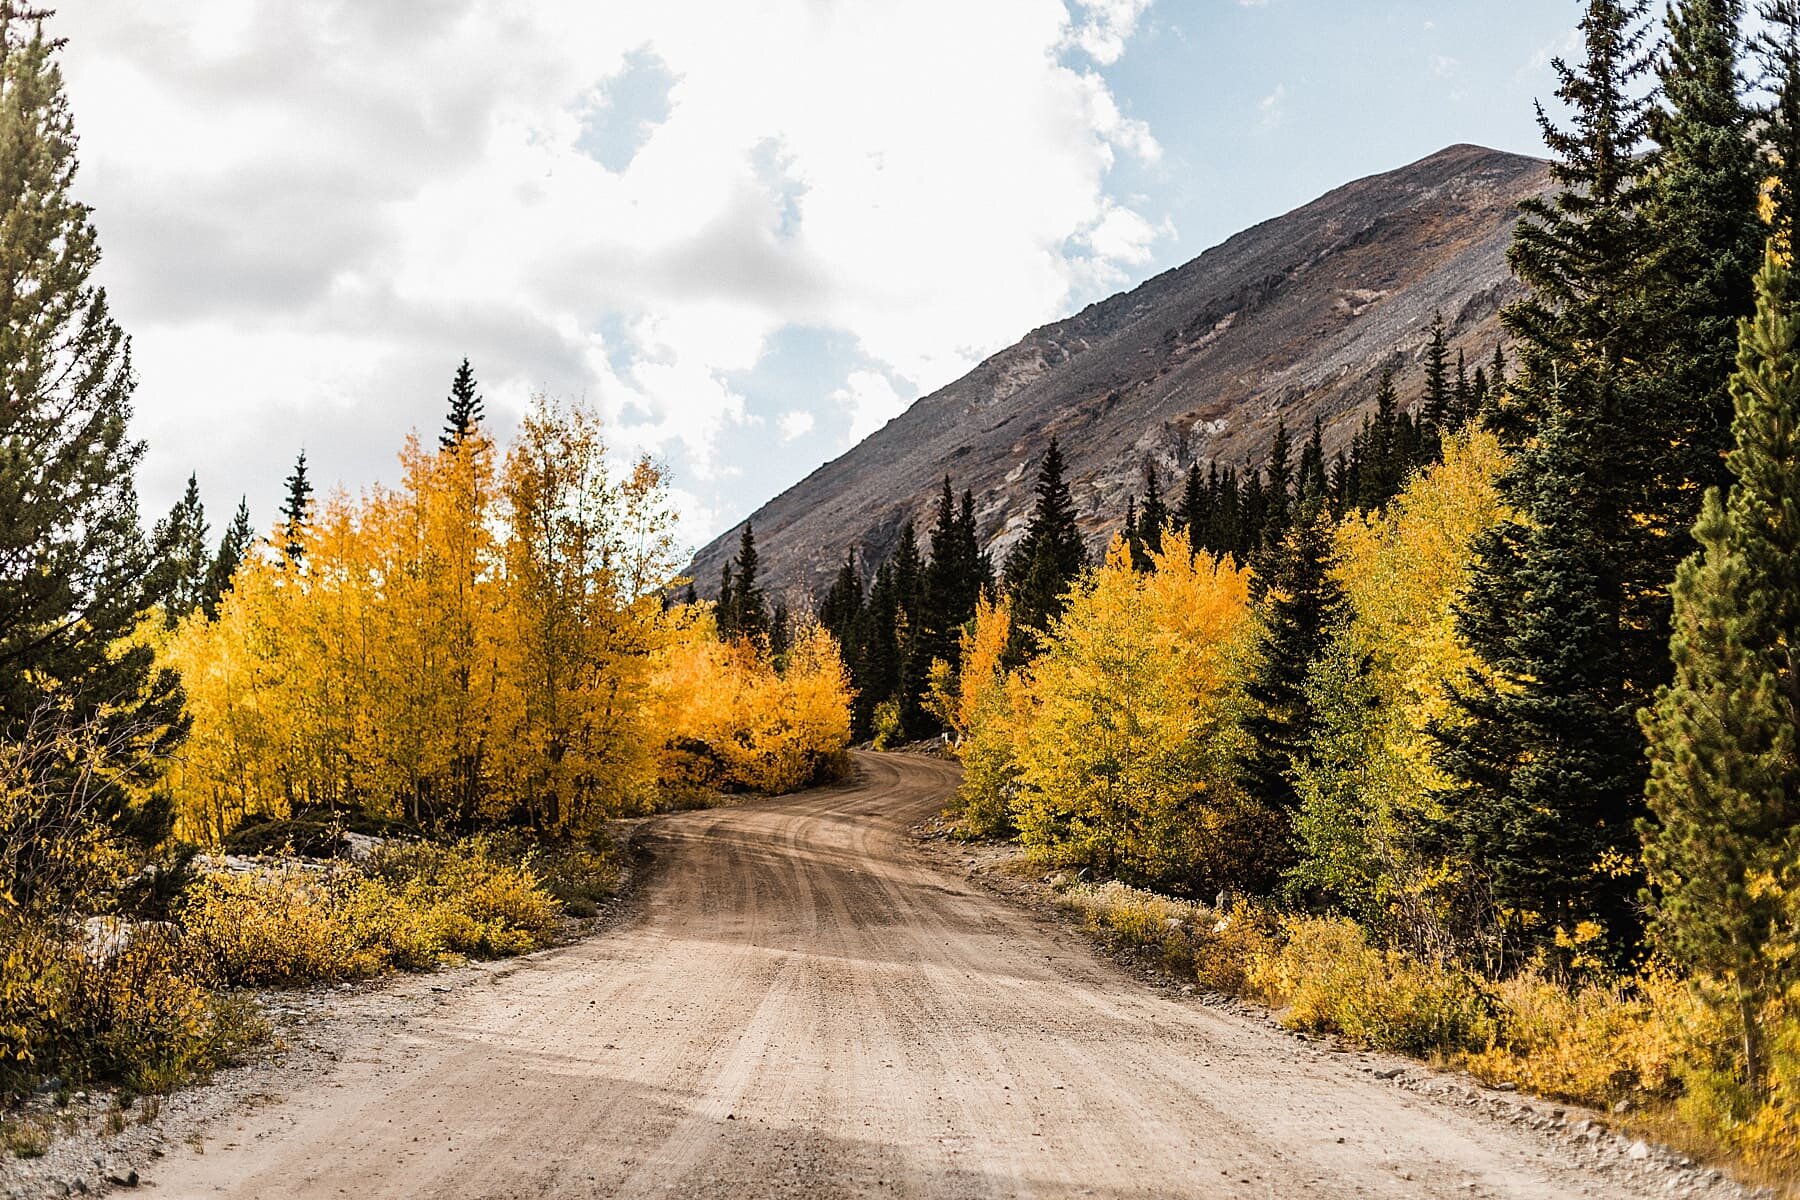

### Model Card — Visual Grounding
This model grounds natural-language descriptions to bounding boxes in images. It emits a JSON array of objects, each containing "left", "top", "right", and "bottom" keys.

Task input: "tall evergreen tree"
[
  {"left": 0, "top": 8, "right": 184, "bottom": 861},
  {"left": 1297, "top": 416, "right": 1328, "bottom": 504},
  {"left": 1358, "top": 369, "right": 1405, "bottom": 509},
  {"left": 147, "top": 473, "right": 209, "bottom": 625},
  {"left": 1640, "top": 248, "right": 1800, "bottom": 1095},
  {"left": 1177, "top": 462, "right": 1205, "bottom": 544},
  {"left": 1636, "top": 0, "right": 1764, "bottom": 660},
  {"left": 729, "top": 522, "right": 768, "bottom": 643},
  {"left": 280, "top": 449, "right": 313, "bottom": 565},
  {"left": 854, "top": 561, "right": 901, "bottom": 733},
  {"left": 820, "top": 548, "right": 864, "bottom": 650},
  {"left": 1138, "top": 463, "right": 1168, "bottom": 557},
  {"left": 1240, "top": 500, "right": 1348, "bottom": 822},
  {"left": 1419, "top": 312, "right": 1454, "bottom": 448},
  {"left": 1435, "top": 0, "right": 1661, "bottom": 955},
  {"left": 201, "top": 496, "right": 253, "bottom": 620},
  {"left": 440, "top": 357, "right": 485, "bottom": 449},
  {"left": 1002, "top": 438, "right": 1085, "bottom": 660}
]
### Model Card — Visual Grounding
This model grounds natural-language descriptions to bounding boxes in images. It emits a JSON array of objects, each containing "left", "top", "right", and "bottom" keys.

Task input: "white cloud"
[
  {"left": 778, "top": 410, "right": 815, "bottom": 441},
  {"left": 833, "top": 370, "right": 907, "bottom": 444},
  {"left": 1067, "top": 0, "right": 1153, "bottom": 64},
  {"left": 56, "top": 0, "right": 1169, "bottom": 551}
]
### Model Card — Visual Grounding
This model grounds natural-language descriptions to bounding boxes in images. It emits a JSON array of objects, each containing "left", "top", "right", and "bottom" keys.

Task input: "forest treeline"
[
  {"left": 809, "top": 0, "right": 1800, "bottom": 1173},
  {"left": 0, "top": 7, "right": 851, "bottom": 1111}
]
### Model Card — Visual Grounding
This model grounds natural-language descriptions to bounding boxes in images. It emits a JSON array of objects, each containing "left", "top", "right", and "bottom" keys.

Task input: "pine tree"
[
  {"left": 1177, "top": 462, "right": 1206, "bottom": 544},
  {"left": 1420, "top": 312, "right": 1453, "bottom": 452},
  {"left": 1240, "top": 500, "right": 1348, "bottom": 822},
  {"left": 1002, "top": 438, "right": 1085, "bottom": 660},
  {"left": 1451, "top": 350, "right": 1472, "bottom": 430},
  {"left": 854, "top": 561, "right": 901, "bottom": 733},
  {"left": 1436, "top": 0, "right": 1661, "bottom": 956},
  {"left": 1138, "top": 463, "right": 1168, "bottom": 557},
  {"left": 201, "top": 496, "right": 253, "bottom": 620},
  {"left": 1297, "top": 416, "right": 1328, "bottom": 504},
  {"left": 820, "top": 548, "right": 863, "bottom": 649},
  {"left": 729, "top": 522, "right": 768, "bottom": 643},
  {"left": 920, "top": 478, "right": 983, "bottom": 676},
  {"left": 1635, "top": 0, "right": 1764, "bottom": 672},
  {"left": 0, "top": 8, "right": 184, "bottom": 861},
  {"left": 1358, "top": 369, "right": 1405, "bottom": 509},
  {"left": 280, "top": 449, "right": 313, "bottom": 564},
  {"left": 1123, "top": 495, "right": 1148, "bottom": 571},
  {"left": 1640, "top": 248, "right": 1800, "bottom": 1094},
  {"left": 440, "top": 357, "right": 485, "bottom": 449},
  {"left": 147, "top": 473, "right": 209, "bottom": 625}
]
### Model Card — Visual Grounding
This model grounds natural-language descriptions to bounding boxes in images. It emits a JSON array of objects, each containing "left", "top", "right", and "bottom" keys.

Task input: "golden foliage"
[
  {"left": 1008, "top": 532, "right": 1271, "bottom": 891},
  {"left": 650, "top": 613, "right": 853, "bottom": 796},
  {"left": 942, "top": 596, "right": 1026, "bottom": 837},
  {"left": 160, "top": 397, "right": 688, "bottom": 842},
  {"left": 1292, "top": 429, "right": 1510, "bottom": 952}
]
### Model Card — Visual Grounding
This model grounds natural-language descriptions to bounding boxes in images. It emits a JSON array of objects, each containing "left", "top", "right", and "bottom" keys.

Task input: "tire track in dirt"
[{"left": 137, "top": 751, "right": 1738, "bottom": 1199}]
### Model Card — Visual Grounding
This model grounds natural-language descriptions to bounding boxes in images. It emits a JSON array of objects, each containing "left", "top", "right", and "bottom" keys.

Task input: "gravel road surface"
[{"left": 137, "top": 751, "right": 1736, "bottom": 1199}]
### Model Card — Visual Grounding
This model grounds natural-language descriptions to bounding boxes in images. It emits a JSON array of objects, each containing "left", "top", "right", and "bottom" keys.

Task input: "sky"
[{"left": 57, "top": 0, "right": 1588, "bottom": 556}]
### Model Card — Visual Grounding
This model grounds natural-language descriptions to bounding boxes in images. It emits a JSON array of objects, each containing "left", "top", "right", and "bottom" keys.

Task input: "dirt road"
[{"left": 142, "top": 752, "right": 1721, "bottom": 1199}]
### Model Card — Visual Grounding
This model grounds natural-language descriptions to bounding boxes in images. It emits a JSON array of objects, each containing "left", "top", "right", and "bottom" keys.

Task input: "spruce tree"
[
  {"left": 1635, "top": 0, "right": 1764, "bottom": 672},
  {"left": 1002, "top": 438, "right": 1085, "bottom": 660},
  {"left": 820, "top": 548, "right": 863, "bottom": 649},
  {"left": 1138, "top": 463, "right": 1168, "bottom": 557},
  {"left": 1358, "top": 370, "right": 1405, "bottom": 509},
  {"left": 1640, "top": 247, "right": 1800, "bottom": 1095},
  {"left": 440, "top": 357, "right": 485, "bottom": 449},
  {"left": 854, "top": 561, "right": 901, "bottom": 733},
  {"left": 280, "top": 449, "right": 313, "bottom": 565},
  {"left": 201, "top": 496, "right": 253, "bottom": 620},
  {"left": 921, "top": 478, "right": 980, "bottom": 670},
  {"left": 1436, "top": 0, "right": 1661, "bottom": 956},
  {"left": 1123, "top": 495, "right": 1148, "bottom": 571},
  {"left": 1297, "top": 416, "right": 1328, "bottom": 504},
  {"left": 1419, "top": 312, "right": 1453, "bottom": 453},
  {"left": 0, "top": 8, "right": 184, "bottom": 856},
  {"left": 729, "top": 522, "right": 768, "bottom": 643},
  {"left": 147, "top": 473, "right": 209, "bottom": 625},
  {"left": 1177, "top": 462, "right": 1205, "bottom": 545},
  {"left": 1240, "top": 500, "right": 1348, "bottom": 822}
]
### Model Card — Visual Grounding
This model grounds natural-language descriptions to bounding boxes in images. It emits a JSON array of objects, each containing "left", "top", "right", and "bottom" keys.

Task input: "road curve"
[{"left": 148, "top": 751, "right": 1675, "bottom": 1199}]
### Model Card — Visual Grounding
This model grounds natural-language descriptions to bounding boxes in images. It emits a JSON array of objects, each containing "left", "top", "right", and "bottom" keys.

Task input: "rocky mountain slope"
[{"left": 689, "top": 143, "right": 1552, "bottom": 601}]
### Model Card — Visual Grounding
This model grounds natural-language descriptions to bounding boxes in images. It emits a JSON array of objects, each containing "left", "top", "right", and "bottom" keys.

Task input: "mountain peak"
[{"left": 690, "top": 145, "right": 1552, "bottom": 600}]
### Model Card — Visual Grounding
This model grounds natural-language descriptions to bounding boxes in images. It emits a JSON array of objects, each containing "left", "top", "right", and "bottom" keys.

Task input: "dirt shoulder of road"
[
  {"left": 0, "top": 824, "right": 664, "bottom": 1200},
  {"left": 906, "top": 815, "right": 1772, "bottom": 1200}
]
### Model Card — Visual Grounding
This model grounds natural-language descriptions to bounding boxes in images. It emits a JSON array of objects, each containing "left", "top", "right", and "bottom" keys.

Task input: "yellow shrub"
[
  {"left": 181, "top": 870, "right": 379, "bottom": 986},
  {"left": 1462, "top": 968, "right": 1712, "bottom": 1109},
  {"left": 651, "top": 615, "right": 852, "bottom": 796},
  {"left": 1056, "top": 881, "right": 1280, "bottom": 995},
  {"left": 1252, "top": 916, "right": 1496, "bottom": 1055},
  {"left": 367, "top": 837, "right": 560, "bottom": 958}
]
